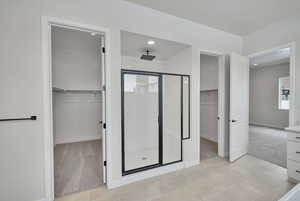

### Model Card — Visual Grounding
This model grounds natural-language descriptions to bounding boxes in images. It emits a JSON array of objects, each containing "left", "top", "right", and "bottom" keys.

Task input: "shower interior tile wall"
[
  {"left": 120, "top": 31, "right": 193, "bottom": 175},
  {"left": 121, "top": 48, "right": 192, "bottom": 75}
]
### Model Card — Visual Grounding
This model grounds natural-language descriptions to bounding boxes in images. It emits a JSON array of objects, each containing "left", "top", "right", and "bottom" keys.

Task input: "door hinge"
[
  {"left": 104, "top": 161, "right": 107, "bottom": 166},
  {"left": 102, "top": 47, "right": 105, "bottom": 53},
  {"left": 103, "top": 123, "right": 106, "bottom": 129}
]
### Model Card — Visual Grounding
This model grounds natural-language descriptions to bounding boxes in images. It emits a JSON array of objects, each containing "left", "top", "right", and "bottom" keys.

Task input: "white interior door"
[
  {"left": 229, "top": 52, "right": 249, "bottom": 162},
  {"left": 217, "top": 55, "right": 230, "bottom": 157},
  {"left": 100, "top": 35, "right": 107, "bottom": 183}
]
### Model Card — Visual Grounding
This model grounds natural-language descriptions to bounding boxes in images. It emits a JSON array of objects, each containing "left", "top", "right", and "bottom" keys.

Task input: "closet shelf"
[
  {"left": 53, "top": 87, "right": 102, "bottom": 94},
  {"left": 200, "top": 89, "right": 218, "bottom": 92},
  {"left": 200, "top": 103, "right": 218, "bottom": 105}
]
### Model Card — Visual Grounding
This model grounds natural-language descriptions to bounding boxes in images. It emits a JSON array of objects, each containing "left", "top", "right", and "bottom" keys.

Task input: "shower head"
[{"left": 140, "top": 50, "right": 156, "bottom": 61}]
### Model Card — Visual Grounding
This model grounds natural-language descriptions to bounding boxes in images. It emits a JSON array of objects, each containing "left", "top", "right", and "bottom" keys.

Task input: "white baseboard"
[
  {"left": 34, "top": 198, "right": 47, "bottom": 201},
  {"left": 185, "top": 160, "right": 200, "bottom": 168},
  {"left": 55, "top": 136, "right": 101, "bottom": 145},
  {"left": 200, "top": 135, "right": 218, "bottom": 143},
  {"left": 249, "top": 122, "right": 285, "bottom": 130}
]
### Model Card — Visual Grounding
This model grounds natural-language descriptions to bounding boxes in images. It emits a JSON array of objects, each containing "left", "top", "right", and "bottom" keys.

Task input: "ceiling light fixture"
[
  {"left": 90, "top": 32, "right": 97, "bottom": 36},
  {"left": 253, "top": 63, "right": 258, "bottom": 66},
  {"left": 147, "top": 40, "right": 155, "bottom": 45}
]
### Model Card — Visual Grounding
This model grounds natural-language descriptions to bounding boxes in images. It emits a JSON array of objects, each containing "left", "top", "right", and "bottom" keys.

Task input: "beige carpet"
[
  {"left": 248, "top": 125, "right": 287, "bottom": 168},
  {"left": 200, "top": 137, "right": 218, "bottom": 160},
  {"left": 54, "top": 140, "right": 103, "bottom": 197}
]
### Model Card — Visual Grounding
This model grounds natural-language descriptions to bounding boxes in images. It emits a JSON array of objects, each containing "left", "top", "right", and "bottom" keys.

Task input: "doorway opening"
[
  {"left": 50, "top": 25, "right": 107, "bottom": 198},
  {"left": 200, "top": 54, "right": 219, "bottom": 161},
  {"left": 248, "top": 47, "right": 291, "bottom": 168}
]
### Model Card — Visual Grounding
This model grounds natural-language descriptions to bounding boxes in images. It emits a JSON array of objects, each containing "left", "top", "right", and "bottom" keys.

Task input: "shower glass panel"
[
  {"left": 122, "top": 73, "right": 160, "bottom": 173},
  {"left": 182, "top": 76, "right": 190, "bottom": 139},
  {"left": 162, "top": 75, "right": 182, "bottom": 164}
]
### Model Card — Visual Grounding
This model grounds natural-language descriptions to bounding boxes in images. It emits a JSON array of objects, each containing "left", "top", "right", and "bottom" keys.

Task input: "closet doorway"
[
  {"left": 48, "top": 23, "right": 107, "bottom": 198},
  {"left": 200, "top": 53, "right": 229, "bottom": 161},
  {"left": 200, "top": 54, "right": 219, "bottom": 160}
]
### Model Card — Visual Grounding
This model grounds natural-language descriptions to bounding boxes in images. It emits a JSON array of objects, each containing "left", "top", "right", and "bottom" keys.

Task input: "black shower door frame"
[{"left": 121, "top": 69, "right": 190, "bottom": 176}]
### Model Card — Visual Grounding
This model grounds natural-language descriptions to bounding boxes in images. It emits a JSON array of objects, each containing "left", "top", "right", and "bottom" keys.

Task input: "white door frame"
[
  {"left": 199, "top": 51, "right": 228, "bottom": 158},
  {"left": 247, "top": 42, "right": 296, "bottom": 127},
  {"left": 41, "top": 17, "right": 111, "bottom": 201}
]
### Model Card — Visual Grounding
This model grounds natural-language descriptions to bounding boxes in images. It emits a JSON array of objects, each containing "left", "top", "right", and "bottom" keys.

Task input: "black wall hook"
[{"left": 0, "top": 115, "right": 37, "bottom": 122}]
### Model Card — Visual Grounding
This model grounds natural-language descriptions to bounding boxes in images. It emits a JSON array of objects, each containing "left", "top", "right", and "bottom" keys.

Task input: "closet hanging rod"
[
  {"left": 52, "top": 87, "right": 102, "bottom": 94},
  {"left": 0, "top": 115, "right": 37, "bottom": 122}
]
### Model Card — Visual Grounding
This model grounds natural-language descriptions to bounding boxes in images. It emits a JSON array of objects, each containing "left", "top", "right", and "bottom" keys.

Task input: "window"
[{"left": 278, "top": 76, "right": 290, "bottom": 110}]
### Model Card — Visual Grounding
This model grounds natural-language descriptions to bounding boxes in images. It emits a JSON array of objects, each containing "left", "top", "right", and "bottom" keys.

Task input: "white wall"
[
  {"left": 200, "top": 54, "right": 219, "bottom": 91},
  {"left": 0, "top": 0, "right": 242, "bottom": 200},
  {"left": 243, "top": 15, "right": 300, "bottom": 126},
  {"left": 200, "top": 91, "right": 218, "bottom": 142},
  {"left": 249, "top": 63, "right": 290, "bottom": 128},
  {"left": 52, "top": 27, "right": 102, "bottom": 90},
  {"left": 0, "top": 1, "right": 44, "bottom": 201},
  {"left": 52, "top": 26, "right": 102, "bottom": 145},
  {"left": 121, "top": 56, "right": 167, "bottom": 72},
  {"left": 53, "top": 93, "right": 102, "bottom": 144},
  {"left": 165, "top": 47, "right": 192, "bottom": 74}
]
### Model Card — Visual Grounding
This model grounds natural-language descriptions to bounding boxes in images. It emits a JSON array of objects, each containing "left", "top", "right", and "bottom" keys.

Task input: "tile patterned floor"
[
  {"left": 55, "top": 155, "right": 295, "bottom": 201},
  {"left": 54, "top": 140, "right": 103, "bottom": 197}
]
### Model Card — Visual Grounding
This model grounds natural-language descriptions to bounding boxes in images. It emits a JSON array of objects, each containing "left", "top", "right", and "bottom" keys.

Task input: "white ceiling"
[
  {"left": 125, "top": 0, "right": 300, "bottom": 36},
  {"left": 121, "top": 31, "right": 190, "bottom": 61},
  {"left": 250, "top": 48, "right": 290, "bottom": 68}
]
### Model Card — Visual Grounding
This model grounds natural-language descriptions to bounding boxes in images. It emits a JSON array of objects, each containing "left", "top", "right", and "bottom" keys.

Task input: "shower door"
[
  {"left": 121, "top": 70, "right": 189, "bottom": 175},
  {"left": 122, "top": 71, "right": 161, "bottom": 175},
  {"left": 162, "top": 75, "right": 182, "bottom": 164}
]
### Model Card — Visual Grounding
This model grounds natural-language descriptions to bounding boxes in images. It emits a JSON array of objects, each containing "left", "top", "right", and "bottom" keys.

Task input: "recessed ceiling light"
[
  {"left": 90, "top": 32, "right": 97, "bottom": 36},
  {"left": 253, "top": 63, "right": 258, "bottom": 66},
  {"left": 147, "top": 40, "right": 155, "bottom": 45}
]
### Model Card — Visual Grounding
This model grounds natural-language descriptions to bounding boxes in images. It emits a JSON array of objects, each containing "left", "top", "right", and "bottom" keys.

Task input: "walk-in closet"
[
  {"left": 200, "top": 54, "right": 219, "bottom": 160},
  {"left": 51, "top": 26, "right": 105, "bottom": 197}
]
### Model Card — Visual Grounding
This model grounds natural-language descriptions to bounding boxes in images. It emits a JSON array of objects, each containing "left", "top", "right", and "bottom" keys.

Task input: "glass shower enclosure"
[{"left": 121, "top": 70, "right": 190, "bottom": 175}]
